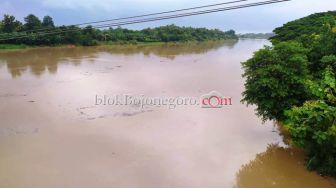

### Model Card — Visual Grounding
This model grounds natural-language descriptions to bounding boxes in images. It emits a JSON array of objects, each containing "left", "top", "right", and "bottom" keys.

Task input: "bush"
[{"left": 285, "top": 69, "right": 336, "bottom": 176}]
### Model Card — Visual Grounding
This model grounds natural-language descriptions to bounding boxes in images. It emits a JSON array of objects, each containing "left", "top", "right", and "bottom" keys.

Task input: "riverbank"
[
  {"left": 276, "top": 122, "right": 336, "bottom": 184},
  {"left": 0, "top": 39, "right": 238, "bottom": 52},
  {"left": 0, "top": 44, "right": 29, "bottom": 50}
]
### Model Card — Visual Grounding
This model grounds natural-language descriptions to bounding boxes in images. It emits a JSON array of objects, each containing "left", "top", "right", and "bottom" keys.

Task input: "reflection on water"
[
  {"left": 0, "top": 41, "right": 236, "bottom": 78},
  {"left": 235, "top": 145, "right": 333, "bottom": 188},
  {"left": 0, "top": 39, "right": 334, "bottom": 188}
]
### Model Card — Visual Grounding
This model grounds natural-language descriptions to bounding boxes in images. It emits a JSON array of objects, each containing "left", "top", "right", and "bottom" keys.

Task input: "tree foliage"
[
  {"left": 242, "top": 42, "right": 309, "bottom": 121},
  {"left": 285, "top": 69, "right": 336, "bottom": 176},
  {"left": 270, "top": 11, "right": 336, "bottom": 43},
  {"left": 42, "top": 16, "right": 54, "bottom": 28},
  {"left": 23, "top": 14, "right": 42, "bottom": 31},
  {"left": 242, "top": 11, "right": 336, "bottom": 176},
  {"left": 0, "top": 14, "right": 237, "bottom": 46},
  {"left": 0, "top": 14, "right": 22, "bottom": 33}
]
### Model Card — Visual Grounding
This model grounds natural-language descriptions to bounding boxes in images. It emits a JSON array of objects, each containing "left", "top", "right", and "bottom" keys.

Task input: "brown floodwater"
[{"left": 0, "top": 40, "right": 334, "bottom": 188}]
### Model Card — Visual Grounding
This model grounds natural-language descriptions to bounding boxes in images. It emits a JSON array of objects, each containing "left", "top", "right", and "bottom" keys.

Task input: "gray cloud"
[{"left": 1, "top": 0, "right": 335, "bottom": 33}]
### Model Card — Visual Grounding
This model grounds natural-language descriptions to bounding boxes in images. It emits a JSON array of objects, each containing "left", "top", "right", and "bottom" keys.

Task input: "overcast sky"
[{"left": 0, "top": 0, "right": 335, "bottom": 33}]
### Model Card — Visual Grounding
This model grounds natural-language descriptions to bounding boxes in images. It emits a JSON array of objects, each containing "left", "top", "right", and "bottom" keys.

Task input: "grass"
[
  {"left": 0, "top": 44, "right": 29, "bottom": 50},
  {"left": 0, "top": 39, "right": 238, "bottom": 52}
]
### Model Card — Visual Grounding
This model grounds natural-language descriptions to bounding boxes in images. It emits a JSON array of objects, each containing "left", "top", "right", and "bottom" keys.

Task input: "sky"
[{"left": 0, "top": 0, "right": 335, "bottom": 33}]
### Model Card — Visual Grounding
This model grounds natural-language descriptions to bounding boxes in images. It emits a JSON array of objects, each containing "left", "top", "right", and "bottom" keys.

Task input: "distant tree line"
[
  {"left": 0, "top": 14, "right": 238, "bottom": 46},
  {"left": 238, "top": 33, "right": 275, "bottom": 39}
]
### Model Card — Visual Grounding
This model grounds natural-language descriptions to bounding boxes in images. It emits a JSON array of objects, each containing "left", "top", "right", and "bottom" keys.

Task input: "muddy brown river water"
[{"left": 0, "top": 40, "right": 334, "bottom": 188}]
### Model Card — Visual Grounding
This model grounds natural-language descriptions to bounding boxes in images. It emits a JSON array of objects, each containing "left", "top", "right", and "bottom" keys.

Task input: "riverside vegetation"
[
  {"left": 0, "top": 14, "right": 237, "bottom": 48},
  {"left": 242, "top": 11, "right": 336, "bottom": 176}
]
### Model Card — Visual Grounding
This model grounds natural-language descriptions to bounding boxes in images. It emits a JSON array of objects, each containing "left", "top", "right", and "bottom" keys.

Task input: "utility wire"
[
  {"left": 93, "top": 0, "right": 290, "bottom": 29},
  {"left": 0, "top": 0, "right": 291, "bottom": 41},
  {"left": 1, "top": 0, "right": 249, "bottom": 36},
  {"left": 78, "top": 0, "right": 249, "bottom": 26},
  {"left": 0, "top": 0, "right": 289, "bottom": 40}
]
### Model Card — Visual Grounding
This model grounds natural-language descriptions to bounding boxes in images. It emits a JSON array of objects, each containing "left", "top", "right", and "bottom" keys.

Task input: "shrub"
[{"left": 285, "top": 69, "right": 336, "bottom": 176}]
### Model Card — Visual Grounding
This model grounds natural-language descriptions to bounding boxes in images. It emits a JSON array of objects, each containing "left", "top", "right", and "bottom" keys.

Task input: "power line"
[
  {"left": 0, "top": 0, "right": 291, "bottom": 41},
  {"left": 94, "top": 0, "right": 290, "bottom": 29},
  {"left": 0, "top": 0, "right": 290, "bottom": 41},
  {"left": 78, "top": 0, "right": 250, "bottom": 26},
  {"left": 2, "top": 0, "right": 249, "bottom": 36}
]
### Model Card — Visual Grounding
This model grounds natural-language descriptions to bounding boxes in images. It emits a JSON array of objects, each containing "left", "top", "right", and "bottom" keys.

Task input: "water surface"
[{"left": 0, "top": 40, "right": 333, "bottom": 188}]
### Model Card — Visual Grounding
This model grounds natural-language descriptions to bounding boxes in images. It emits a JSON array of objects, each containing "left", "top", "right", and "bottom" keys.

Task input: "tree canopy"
[
  {"left": 42, "top": 16, "right": 54, "bottom": 28},
  {"left": 0, "top": 14, "right": 22, "bottom": 33},
  {"left": 270, "top": 11, "right": 336, "bottom": 43},
  {"left": 24, "top": 14, "right": 42, "bottom": 31},
  {"left": 242, "top": 11, "right": 336, "bottom": 176}
]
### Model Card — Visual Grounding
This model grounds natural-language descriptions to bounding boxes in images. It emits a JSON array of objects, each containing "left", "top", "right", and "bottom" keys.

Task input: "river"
[{"left": 0, "top": 39, "right": 334, "bottom": 188}]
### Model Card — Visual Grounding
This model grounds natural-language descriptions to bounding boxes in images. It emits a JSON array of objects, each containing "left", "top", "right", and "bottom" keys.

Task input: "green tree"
[
  {"left": 242, "top": 11, "right": 336, "bottom": 176},
  {"left": 0, "top": 14, "right": 22, "bottom": 33},
  {"left": 242, "top": 42, "right": 310, "bottom": 121},
  {"left": 24, "top": 14, "right": 42, "bottom": 31},
  {"left": 42, "top": 16, "right": 55, "bottom": 28},
  {"left": 79, "top": 26, "right": 98, "bottom": 46}
]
